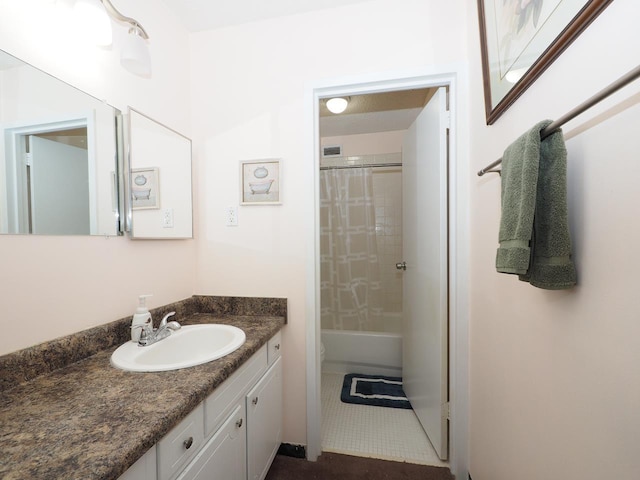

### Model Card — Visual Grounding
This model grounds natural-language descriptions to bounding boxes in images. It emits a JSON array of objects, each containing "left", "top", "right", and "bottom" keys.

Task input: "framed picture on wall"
[
  {"left": 131, "top": 167, "right": 160, "bottom": 210},
  {"left": 477, "top": 0, "right": 613, "bottom": 124},
  {"left": 240, "top": 159, "right": 281, "bottom": 205}
]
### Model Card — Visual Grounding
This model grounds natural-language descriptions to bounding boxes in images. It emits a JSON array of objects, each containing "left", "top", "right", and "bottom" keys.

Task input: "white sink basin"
[{"left": 111, "top": 324, "right": 246, "bottom": 372}]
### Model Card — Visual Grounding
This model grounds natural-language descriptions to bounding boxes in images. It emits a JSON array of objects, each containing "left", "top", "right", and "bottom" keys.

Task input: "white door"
[
  {"left": 401, "top": 87, "right": 448, "bottom": 460},
  {"left": 29, "top": 135, "right": 90, "bottom": 234}
]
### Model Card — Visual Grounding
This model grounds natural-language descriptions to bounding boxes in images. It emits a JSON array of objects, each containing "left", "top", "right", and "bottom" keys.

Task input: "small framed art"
[
  {"left": 131, "top": 167, "right": 159, "bottom": 210},
  {"left": 240, "top": 159, "right": 281, "bottom": 205}
]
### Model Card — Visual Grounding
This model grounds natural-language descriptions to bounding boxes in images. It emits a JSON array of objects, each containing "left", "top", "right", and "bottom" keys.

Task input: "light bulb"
[{"left": 326, "top": 97, "right": 349, "bottom": 114}]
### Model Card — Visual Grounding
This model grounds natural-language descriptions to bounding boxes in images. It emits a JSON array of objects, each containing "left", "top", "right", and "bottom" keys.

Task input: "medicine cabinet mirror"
[
  {"left": 0, "top": 49, "right": 121, "bottom": 236},
  {"left": 125, "top": 109, "right": 193, "bottom": 239}
]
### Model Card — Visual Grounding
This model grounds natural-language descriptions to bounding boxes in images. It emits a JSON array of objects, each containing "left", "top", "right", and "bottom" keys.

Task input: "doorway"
[
  {"left": 307, "top": 72, "right": 459, "bottom": 468},
  {"left": 2, "top": 116, "right": 96, "bottom": 234}
]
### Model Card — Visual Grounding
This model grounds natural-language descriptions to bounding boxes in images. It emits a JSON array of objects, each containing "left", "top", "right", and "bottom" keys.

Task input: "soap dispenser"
[{"left": 131, "top": 294, "right": 152, "bottom": 343}]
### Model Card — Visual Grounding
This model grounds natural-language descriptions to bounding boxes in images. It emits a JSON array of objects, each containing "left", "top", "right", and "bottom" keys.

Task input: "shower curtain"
[{"left": 320, "top": 168, "right": 383, "bottom": 331}]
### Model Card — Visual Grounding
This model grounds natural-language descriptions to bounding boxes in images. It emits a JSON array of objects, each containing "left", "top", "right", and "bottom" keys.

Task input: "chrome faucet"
[{"left": 136, "top": 311, "right": 181, "bottom": 346}]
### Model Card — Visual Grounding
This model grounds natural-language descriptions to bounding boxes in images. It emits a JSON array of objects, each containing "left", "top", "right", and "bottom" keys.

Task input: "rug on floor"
[{"left": 340, "top": 373, "right": 412, "bottom": 409}]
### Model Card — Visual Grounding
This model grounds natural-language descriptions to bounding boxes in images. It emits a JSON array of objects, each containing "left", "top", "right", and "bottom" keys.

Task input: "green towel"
[{"left": 496, "top": 120, "right": 576, "bottom": 290}]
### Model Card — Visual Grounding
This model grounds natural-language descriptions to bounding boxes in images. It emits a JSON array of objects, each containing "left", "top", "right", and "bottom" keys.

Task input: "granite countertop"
[{"left": 0, "top": 308, "right": 285, "bottom": 480}]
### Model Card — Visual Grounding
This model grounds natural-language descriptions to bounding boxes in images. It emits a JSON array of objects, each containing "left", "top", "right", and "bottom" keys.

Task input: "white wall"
[
  {"left": 467, "top": 1, "right": 640, "bottom": 479},
  {"left": 0, "top": 0, "right": 195, "bottom": 354},
  {"left": 189, "top": 0, "right": 469, "bottom": 457}
]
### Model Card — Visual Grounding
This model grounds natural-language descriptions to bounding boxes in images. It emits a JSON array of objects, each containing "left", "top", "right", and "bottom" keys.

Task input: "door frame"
[
  {"left": 2, "top": 114, "right": 96, "bottom": 234},
  {"left": 304, "top": 67, "right": 469, "bottom": 478}
]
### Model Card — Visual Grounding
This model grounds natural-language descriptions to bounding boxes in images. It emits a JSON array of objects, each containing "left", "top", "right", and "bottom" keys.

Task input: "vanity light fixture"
[
  {"left": 120, "top": 24, "right": 152, "bottom": 77},
  {"left": 326, "top": 97, "right": 350, "bottom": 114},
  {"left": 74, "top": 0, "right": 113, "bottom": 46},
  {"left": 74, "top": 0, "right": 151, "bottom": 77}
]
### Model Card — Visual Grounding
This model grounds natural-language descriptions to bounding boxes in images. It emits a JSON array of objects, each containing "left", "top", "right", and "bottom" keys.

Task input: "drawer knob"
[
  {"left": 274, "top": 344, "right": 280, "bottom": 350},
  {"left": 236, "top": 418, "right": 243, "bottom": 428},
  {"left": 252, "top": 396, "right": 259, "bottom": 405},
  {"left": 183, "top": 437, "right": 193, "bottom": 450}
]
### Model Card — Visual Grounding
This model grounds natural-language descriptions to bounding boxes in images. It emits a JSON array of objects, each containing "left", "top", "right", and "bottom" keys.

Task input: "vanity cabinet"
[
  {"left": 246, "top": 357, "right": 282, "bottom": 480},
  {"left": 118, "top": 447, "right": 156, "bottom": 480},
  {"left": 117, "top": 332, "right": 283, "bottom": 480}
]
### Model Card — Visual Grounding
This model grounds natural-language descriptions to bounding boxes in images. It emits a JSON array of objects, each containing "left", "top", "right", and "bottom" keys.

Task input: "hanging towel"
[{"left": 496, "top": 120, "right": 576, "bottom": 290}]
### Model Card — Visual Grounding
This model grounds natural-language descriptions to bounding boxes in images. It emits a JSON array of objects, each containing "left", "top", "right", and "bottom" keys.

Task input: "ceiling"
[
  {"left": 319, "top": 89, "right": 435, "bottom": 137},
  {"left": 161, "top": 0, "right": 374, "bottom": 32},
  {"left": 160, "top": 0, "right": 432, "bottom": 137}
]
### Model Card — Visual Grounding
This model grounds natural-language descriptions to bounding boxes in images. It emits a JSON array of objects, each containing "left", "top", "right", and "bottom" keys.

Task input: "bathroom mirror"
[
  {"left": 126, "top": 109, "right": 192, "bottom": 239},
  {"left": 0, "top": 49, "right": 121, "bottom": 236}
]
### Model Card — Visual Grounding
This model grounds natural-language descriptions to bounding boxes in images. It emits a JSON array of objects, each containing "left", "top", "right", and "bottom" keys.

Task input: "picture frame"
[
  {"left": 131, "top": 167, "right": 160, "bottom": 210},
  {"left": 477, "top": 0, "right": 613, "bottom": 124},
  {"left": 240, "top": 159, "right": 281, "bottom": 205}
]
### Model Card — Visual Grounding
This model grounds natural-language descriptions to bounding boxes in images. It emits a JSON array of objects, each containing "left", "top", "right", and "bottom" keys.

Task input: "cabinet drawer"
[
  {"left": 176, "top": 403, "right": 246, "bottom": 480},
  {"left": 204, "top": 345, "right": 267, "bottom": 438},
  {"left": 157, "top": 404, "right": 204, "bottom": 480},
  {"left": 267, "top": 332, "right": 282, "bottom": 366}
]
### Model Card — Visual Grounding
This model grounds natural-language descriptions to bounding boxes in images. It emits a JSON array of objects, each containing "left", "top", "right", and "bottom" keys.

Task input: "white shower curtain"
[{"left": 320, "top": 168, "right": 383, "bottom": 331}]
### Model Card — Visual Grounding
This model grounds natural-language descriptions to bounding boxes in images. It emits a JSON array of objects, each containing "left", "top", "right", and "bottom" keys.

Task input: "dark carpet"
[{"left": 265, "top": 452, "right": 454, "bottom": 480}]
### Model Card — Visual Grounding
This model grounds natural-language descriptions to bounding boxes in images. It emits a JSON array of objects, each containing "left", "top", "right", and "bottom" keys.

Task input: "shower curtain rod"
[
  {"left": 320, "top": 162, "right": 402, "bottom": 170},
  {"left": 477, "top": 64, "right": 640, "bottom": 176}
]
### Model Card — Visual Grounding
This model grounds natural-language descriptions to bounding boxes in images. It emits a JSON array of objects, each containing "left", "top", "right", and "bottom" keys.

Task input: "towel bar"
[{"left": 477, "top": 64, "right": 640, "bottom": 176}]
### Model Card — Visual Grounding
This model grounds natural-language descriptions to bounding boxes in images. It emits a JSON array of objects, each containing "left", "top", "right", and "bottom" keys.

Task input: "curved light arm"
[{"left": 100, "top": 0, "right": 149, "bottom": 39}]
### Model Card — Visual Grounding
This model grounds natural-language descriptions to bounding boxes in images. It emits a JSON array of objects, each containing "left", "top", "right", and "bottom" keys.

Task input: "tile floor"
[{"left": 321, "top": 372, "right": 448, "bottom": 467}]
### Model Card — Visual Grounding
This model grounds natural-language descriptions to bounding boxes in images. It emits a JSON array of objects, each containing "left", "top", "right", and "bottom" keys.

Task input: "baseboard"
[{"left": 277, "top": 443, "right": 306, "bottom": 459}]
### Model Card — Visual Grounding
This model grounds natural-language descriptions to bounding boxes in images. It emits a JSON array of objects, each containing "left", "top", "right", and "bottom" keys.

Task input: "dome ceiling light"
[{"left": 326, "top": 97, "right": 350, "bottom": 114}]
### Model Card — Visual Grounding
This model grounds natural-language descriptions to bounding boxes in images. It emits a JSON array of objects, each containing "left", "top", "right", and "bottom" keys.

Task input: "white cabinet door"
[
  {"left": 246, "top": 357, "right": 283, "bottom": 480},
  {"left": 177, "top": 404, "right": 246, "bottom": 480},
  {"left": 118, "top": 447, "right": 157, "bottom": 480}
]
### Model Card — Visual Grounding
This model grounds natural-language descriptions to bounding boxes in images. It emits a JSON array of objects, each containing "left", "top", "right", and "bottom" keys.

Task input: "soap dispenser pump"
[{"left": 131, "top": 294, "right": 152, "bottom": 342}]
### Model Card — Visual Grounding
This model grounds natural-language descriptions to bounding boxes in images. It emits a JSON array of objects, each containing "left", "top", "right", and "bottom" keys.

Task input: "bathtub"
[{"left": 321, "top": 328, "right": 403, "bottom": 377}]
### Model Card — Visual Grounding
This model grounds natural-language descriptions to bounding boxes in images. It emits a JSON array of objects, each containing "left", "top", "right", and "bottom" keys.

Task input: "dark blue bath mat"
[{"left": 340, "top": 373, "right": 411, "bottom": 409}]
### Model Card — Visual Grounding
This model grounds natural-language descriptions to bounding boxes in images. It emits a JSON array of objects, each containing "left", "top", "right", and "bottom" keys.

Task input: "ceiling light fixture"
[
  {"left": 326, "top": 97, "right": 350, "bottom": 114},
  {"left": 75, "top": 0, "right": 151, "bottom": 77}
]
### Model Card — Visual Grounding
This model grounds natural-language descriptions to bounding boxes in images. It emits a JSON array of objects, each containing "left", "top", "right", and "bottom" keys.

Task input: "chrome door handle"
[{"left": 396, "top": 262, "right": 407, "bottom": 271}]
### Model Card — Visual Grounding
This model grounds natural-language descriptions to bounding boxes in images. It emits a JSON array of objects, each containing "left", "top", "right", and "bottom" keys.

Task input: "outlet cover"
[
  {"left": 162, "top": 208, "right": 174, "bottom": 228},
  {"left": 226, "top": 206, "right": 238, "bottom": 226}
]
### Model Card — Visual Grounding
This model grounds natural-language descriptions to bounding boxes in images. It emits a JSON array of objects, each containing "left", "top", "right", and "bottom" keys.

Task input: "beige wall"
[
  {"left": 0, "top": 0, "right": 196, "bottom": 354},
  {"left": 189, "top": 0, "right": 469, "bottom": 449},
  {"left": 467, "top": 1, "right": 640, "bottom": 479}
]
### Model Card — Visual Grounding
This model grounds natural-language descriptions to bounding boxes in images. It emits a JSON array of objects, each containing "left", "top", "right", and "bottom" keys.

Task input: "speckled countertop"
[{"left": 0, "top": 296, "right": 287, "bottom": 480}]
